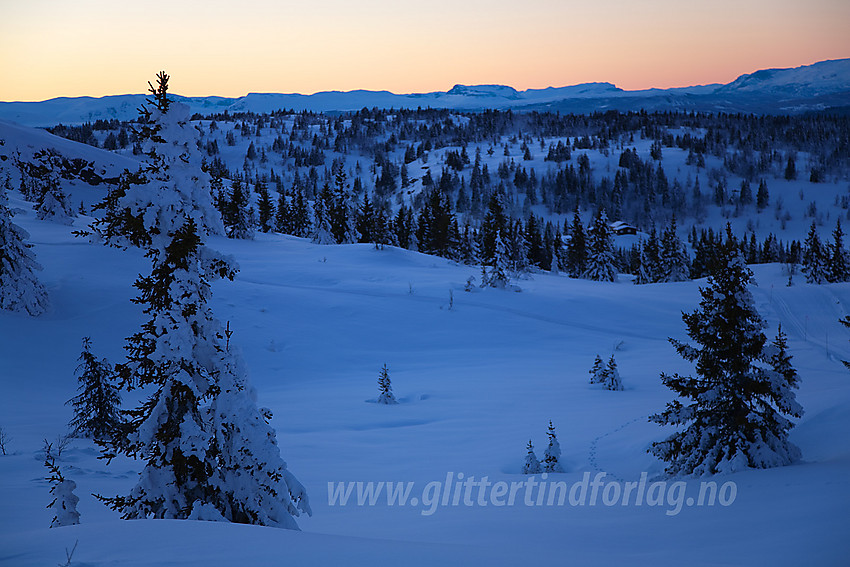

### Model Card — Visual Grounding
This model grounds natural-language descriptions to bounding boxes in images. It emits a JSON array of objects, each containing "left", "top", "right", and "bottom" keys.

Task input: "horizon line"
[{"left": 3, "top": 56, "right": 848, "bottom": 105}]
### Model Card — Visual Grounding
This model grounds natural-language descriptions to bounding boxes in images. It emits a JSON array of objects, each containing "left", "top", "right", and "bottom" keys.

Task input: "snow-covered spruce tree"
[
  {"left": 542, "top": 421, "right": 564, "bottom": 472},
  {"left": 658, "top": 216, "right": 690, "bottom": 282},
  {"left": 0, "top": 425, "right": 9, "bottom": 455},
  {"left": 221, "top": 178, "right": 255, "bottom": 240},
  {"left": 765, "top": 325, "right": 801, "bottom": 411},
  {"left": 377, "top": 363, "right": 398, "bottom": 405},
  {"left": 103, "top": 215, "right": 310, "bottom": 526},
  {"left": 634, "top": 238, "right": 654, "bottom": 285},
  {"left": 480, "top": 193, "right": 508, "bottom": 267},
  {"left": 33, "top": 165, "right": 75, "bottom": 225},
  {"left": 371, "top": 204, "right": 395, "bottom": 250},
  {"left": 15, "top": 149, "right": 75, "bottom": 225},
  {"left": 589, "top": 354, "right": 605, "bottom": 384},
  {"left": 45, "top": 455, "right": 80, "bottom": 528},
  {"left": 67, "top": 337, "right": 122, "bottom": 441},
  {"left": 827, "top": 219, "right": 849, "bottom": 283},
  {"left": 274, "top": 192, "right": 292, "bottom": 235},
  {"left": 565, "top": 206, "right": 586, "bottom": 278},
  {"left": 802, "top": 221, "right": 828, "bottom": 284},
  {"left": 582, "top": 209, "right": 617, "bottom": 282},
  {"left": 0, "top": 183, "right": 49, "bottom": 316},
  {"left": 311, "top": 183, "right": 335, "bottom": 244},
  {"left": 650, "top": 230, "right": 803, "bottom": 476},
  {"left": 330, "top": 168, "right": 359, "bottom": 244},
  {"left": 89, "top": 71, "right": 224, "bottom": 249},
  {"left": 482, "top": 229, "right": 511, "bottom": 288},
  {"left": 290, "top": 189, "right": 312, "bottom": 238},
  {"left": 255, "top": 182, "right": 274, "bottom": 233},
  {"left": 97, "top": 73, "right": 310, "bottom": 528},
  {"left": 604, "top": 355, "right": 623, "bottom": 391},
  {"left": 522, "top": 440, "right": 541, "bottom": 474}
]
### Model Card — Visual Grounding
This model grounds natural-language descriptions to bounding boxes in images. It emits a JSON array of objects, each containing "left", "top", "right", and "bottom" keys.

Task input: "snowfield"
[{"left": 1, "top": 192, "right": 849, "bottom": 565}]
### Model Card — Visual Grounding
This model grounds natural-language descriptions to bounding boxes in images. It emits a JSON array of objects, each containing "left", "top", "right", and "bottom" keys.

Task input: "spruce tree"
[
  {"left": 17, "top": 149, "right": 75, "bottom": 225},
  {"left": 634, "top": 239, "right": 653, "bottom": 285},
  {"left": 565, "top": 207, "right": 586, "bottom": 278},
  {"left": 605, "top": 355, "right": 624, "bottom": 391},
  {"left": 827, "top": 219, "right": 849, "bottom": 283},
  {"left": 377, "top": 364, "right": 398, "bottom": 405},
  {"left": 372, "top": 204, "right": 394, "bottom": 250},
  {"left": 45, "top": 454, "right": 80, "bottom": 528},
  {"left": 480, "top": 194, "right": 508, "bottom": 265},
  {"left": 658, "top": 216, "right": 690, "bottom": 282},
  {"left": 34, "top": 169, "right": 75, "bottom": 225},
  {"left": 97, "top": 73, "right": 310, "bottom": 528},
  {"left": 274, "top": 192, "right": 292, "bottom": 234},
  {"left": 291, "top": 189, "right": 312, "bottom": 238},
  {"left": 635, "top": 228, "right": 661, "bottom": 284},
  {"left": 255, "top": 182, "right": 274, "bottom": 233},
  {"left": 756, "top": 180, "right": 769, "bottom": 210},
  {"left": 802, "top": 221, "right": 828, "bottom": 284},
  {"left": 765, "top": 325, "right": 801, "bottom": 407},
  {"left": 224, "top": 179, "right": 255, "bottom": 239},
  {"left": 330, "top": 168, "right": 358, "bottom": 244},
  {"left": 589, "top": 354, "right": 605, "bottom": 384},
  {"left": 522, "top": 440, "right": 542, "bottom": 474},
  {"left": 583, "top": 209, "right": 617, "bottom": 282},
  {"left": 67, "top": 337, "right": 122, "bottom": 441},
  {"left": 88, "top": 71, "right": 224, "bottom": 249},
  {"left": 784, "top": 156, "right": 797, "bottom": 180},
  {"left": 0, "top": 183, "right": 49, "bottom": 316},
  {"left": 542, "top": 421, "right": 564, "bottom": 472},
  {"left": 650, "top": 230, "right": 803, "bottom": 475},
  {"left": 482, "top": 230, "right": 510, "bottom": 288},
  {"left": 311, "top": 183, "right": 335, "bottom": 244},
  {"left": 356, "top": 192, "right": 375, "bottom": 244}
]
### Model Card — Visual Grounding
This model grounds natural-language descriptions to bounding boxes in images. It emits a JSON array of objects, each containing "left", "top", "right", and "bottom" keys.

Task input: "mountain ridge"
[{"left": 2, "top": 58, "right": 848, "bottom": 126}]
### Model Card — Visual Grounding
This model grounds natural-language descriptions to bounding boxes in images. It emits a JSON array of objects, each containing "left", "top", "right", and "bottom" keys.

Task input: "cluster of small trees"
[
  {"left": 522, "top": 421, "right": 563, "bottom": 474},
  {"left": 801, "top": 220, "right": 850, "bottom": 284},
  {"left": 633, "top": 216, "right": 690, "bottom": 284},
  {"left": 589, "top": 354, "right": 623, "bottom": 391}
]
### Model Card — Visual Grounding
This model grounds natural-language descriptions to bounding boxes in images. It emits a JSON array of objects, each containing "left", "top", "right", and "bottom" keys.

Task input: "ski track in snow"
[
  {"left": 236, "top": 275, "right": 662, "bottom": 344},
  {"left": 762, "top": 285, "right": 850, "bottom": 364}
]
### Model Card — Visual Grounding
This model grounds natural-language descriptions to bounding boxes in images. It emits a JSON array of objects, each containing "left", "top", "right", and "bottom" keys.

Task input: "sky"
[{"left": 1, "top": 0, "right": 849, "bottom": 102}]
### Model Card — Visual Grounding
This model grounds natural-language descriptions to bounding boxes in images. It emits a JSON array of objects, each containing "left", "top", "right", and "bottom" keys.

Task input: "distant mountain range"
[{"left": 2, "top": 58, "right": 849, "bottom": 126}]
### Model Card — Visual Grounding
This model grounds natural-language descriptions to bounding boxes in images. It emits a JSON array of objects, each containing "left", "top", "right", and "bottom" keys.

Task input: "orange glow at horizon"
[{"left": 1, "top": 0, "right": 849, "bottom": 102}]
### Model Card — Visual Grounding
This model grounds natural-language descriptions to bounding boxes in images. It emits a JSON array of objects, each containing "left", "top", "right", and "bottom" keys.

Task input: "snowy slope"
[
  {"left": 1, "top": 107, "right": 850, "bottom": 565},
  {"left": 0, "top": 118, "right": 141, "bottom": 216},
  {"left": 0, "top": 195, "right": 849, "bottom": 563},
  {"left": 0, "top": 118, "right": 136, "bottom": 170}
]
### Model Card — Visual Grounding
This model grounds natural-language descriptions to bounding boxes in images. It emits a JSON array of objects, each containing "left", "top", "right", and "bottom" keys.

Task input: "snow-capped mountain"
[
  {"left": 716, "top": 58, "right": 850, "bottom": 98},
  {"left": 2, "top": 59, "right": 848, "bottom": 127}
]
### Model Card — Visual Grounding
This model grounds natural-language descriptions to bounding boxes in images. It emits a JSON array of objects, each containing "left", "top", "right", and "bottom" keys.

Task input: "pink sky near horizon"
[{"left": 1, "top": 0, "right": 849, "bottom": 102}]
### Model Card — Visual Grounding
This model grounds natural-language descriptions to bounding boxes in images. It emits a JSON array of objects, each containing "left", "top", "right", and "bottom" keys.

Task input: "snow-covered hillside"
[{"left": 0, "top": 121, "right": 849, "bottom": 565}]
